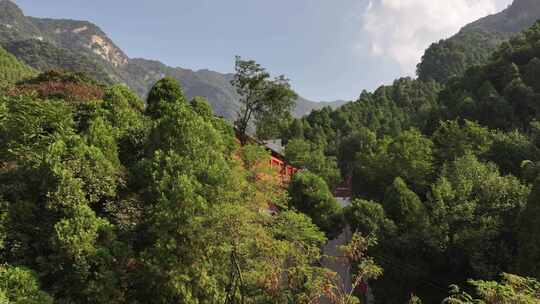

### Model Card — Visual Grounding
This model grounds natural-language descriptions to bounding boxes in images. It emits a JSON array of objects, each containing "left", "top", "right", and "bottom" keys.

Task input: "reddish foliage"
[
  {"left": 126, "top": 258, "right": 140, "bottom": 271},
  {"left": 9, "top": 80, "right": 104, "bottom": 102}
]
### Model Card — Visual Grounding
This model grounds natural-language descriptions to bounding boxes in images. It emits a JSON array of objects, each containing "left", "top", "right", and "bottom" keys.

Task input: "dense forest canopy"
[
  {"left": 277, "top": 20, "right": 540, "bottom": 303},
  {"left": 0, "top": 45, "right": 35, "bottom": 84},
  {"left": 1, "top": 70, "right": 371, "bottom": 303}
]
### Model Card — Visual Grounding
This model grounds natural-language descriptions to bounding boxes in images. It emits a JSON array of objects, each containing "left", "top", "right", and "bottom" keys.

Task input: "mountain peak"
[
  {"left": 460, "top": 0, "right": 540, "bottom": 35},
  {"left": 512, "top": 0, "right": 537, "bottom": 8},
  {"left": 507, "top": 0, "right": 540, "bottom": 17},
  {"left": 418, "top": 0, "right": 540, "bottom": 82}
]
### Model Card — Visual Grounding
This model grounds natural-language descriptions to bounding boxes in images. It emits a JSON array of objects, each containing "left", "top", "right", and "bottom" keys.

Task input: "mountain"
[
  {"left": 0, "top": 0, "right": 345, "bottom": 119},
  {"left": 123, "top": 59, "right": 346, "bottom": 118},
  {"left": 417, "top": 0, "right": 540, "bottom": 83}
]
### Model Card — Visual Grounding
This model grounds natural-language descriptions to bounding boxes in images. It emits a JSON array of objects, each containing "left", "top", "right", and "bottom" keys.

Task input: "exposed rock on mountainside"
[{"left": 28, "top": 17, "right": 129, "bottom": 67}]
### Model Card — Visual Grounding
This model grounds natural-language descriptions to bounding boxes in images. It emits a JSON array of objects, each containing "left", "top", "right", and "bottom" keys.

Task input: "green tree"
[
  {"left": 338, "top": 128, "right": 377, "bottom": 175},
  {"left": 232, "top": 56, "right": 297, "bottom": 144},
  {"left": 437, "top": 22, "right": 540, "bottom": 132},
  {"left": 518, "top": 178, "right": 540, "bottom": 279},
  {"left": 0, "top": 265, "right": 53, "bottom": 304},
  {"left": 145, "top": 77, "right": 184, "bottom": 119},
  {"left": 128, "top": 78, "right": 332, "bottom": 303},
  {"left": 132, "top": 82, "right": 235, "bottom": 302},
  {"left": 354, "top": 129, "right": 434, "bottom": 200},
  {"left": 432, "top": 120, "right": 492, "bottom": 163},
  {"left": 190, "top": 96, "right": 214, "bottom": 118},
  {"left": 289, "top": 171, "right": 344, "bottom": 238},
  {"left": 1, "top": 82, "right": 128, "bottom": 302},
  {"left": 284, "top": 139, "right": 342, "bottom": 189},
  {"left": 0, "top": 46, "right": 36, "bottom": 83},
  {"left": 485, "top": 130, "right": 539, "bottom": 177},
  {"left": 100, "top": 84, "right": 149, "bottom": 167},
  {"left": 383, "top": 177, "right": 427, "bottom": 232},
  {"left": 429, "top": 155, "right": 530, "bottom": 278},
  {"left": 442, "top": 274, "right": 540, "bottom": 304},
  {"left": 101, "top": 84, "right": 145, "bottom": 133},
  {"left": 270, "top": 210, "right": 327, "bottom": 248},
  {"left": 344, "top": 199, "right": 396, "bottom": 237},
  {"left": 0, "top": 198, "right": 7, "bottom": 251}
]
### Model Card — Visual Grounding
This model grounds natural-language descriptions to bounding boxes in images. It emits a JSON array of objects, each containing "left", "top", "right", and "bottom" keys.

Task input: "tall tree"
[
  {"left": 232, "top": 56, "right": 297, "bottom": 144},
  {"left": 383, "top": 177, "right": 427, "bottom": 232},
  {"left": 284, "top": 139, "right": 342, "bottom": 189},
  {"left": 145, "top": 77, "right": 184, "bottom": 119},
  {"left": 288, "top": 171, "right": 344, "bottom": 238},
  {"left": 518, "top": 178, "right": 540, "bottom": 279},
  {"left": 0, "top": 265, "right": 53, "bottom": 304}
]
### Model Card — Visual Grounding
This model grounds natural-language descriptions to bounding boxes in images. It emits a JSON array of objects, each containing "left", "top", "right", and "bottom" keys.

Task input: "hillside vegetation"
[
  {"left": 279, "top": 20, "right": 540, "bottom": 303},
  {"left": 417, "top": 0, "right": 540, "bottom": 83},
  {"left": 0, "top": 72, "right": 366, "bottom": 303},
  {"left": 0, "top": 45, "right": 35, "bottom": 83}
]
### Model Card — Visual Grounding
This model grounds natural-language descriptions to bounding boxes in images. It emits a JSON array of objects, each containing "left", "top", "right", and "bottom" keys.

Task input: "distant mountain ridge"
[
  {"left": 417, "top": 0, "right": 540, "bottom": 83},
  {"left": 0, "top": 0, "right": 345, "bottom": 119},
  {"left": 465, "top": 0, "right": 540, "bottom": 33}
]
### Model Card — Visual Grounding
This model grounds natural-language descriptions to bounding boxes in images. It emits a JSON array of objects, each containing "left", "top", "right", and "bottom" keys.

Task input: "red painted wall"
[{"left": 269, "top": 155, "right": 298, "bottom": 182}]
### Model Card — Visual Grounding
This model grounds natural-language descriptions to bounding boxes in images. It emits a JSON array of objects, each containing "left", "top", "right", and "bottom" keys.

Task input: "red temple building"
[
  {"left": 265, "top": 140, "right": 299, "bottom": 183},
  {"left": 234, "top": 130, "right": 299, "bottom": 183}
]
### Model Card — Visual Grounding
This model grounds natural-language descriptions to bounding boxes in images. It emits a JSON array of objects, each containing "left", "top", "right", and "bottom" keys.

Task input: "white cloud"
[{"left": 362, "top": 0, "right": 502, "bottom": 75}]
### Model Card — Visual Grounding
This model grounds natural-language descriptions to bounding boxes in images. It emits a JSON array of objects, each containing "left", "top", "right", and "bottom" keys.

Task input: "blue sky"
[{"left": 15, "top": 0, "right": 513, "bottom": 101}]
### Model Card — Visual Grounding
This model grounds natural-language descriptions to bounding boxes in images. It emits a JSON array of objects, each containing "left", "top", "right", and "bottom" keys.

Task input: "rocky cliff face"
[
  {"left": 0, "top": 0, "right": 345, "bottom": 119},
  {"left": 0, "top": 0, "right": 128, "bottom": 67},
  {"left": 28, "top": 18, "right": 129, "bottom": 67}
]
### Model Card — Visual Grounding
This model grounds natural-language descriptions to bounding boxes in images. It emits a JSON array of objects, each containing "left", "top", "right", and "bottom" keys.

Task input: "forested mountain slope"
[
  {"left": 417, "top": 0, "right": 540, "bottom": 83},
  {"left": 278, "top": 20, "right": 540, "bottom": 303},
  {"left": 0, "top": 0, "right": 344, "bottom": 119}
]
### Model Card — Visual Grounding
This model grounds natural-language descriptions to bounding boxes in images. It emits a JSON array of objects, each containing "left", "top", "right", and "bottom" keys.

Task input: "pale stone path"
[
  {"left": 322, "top": 226, "right": 354, "bottom": 292},
  {"left": 320, "top": 197, "right": 374, "bottom": 304},
  {"left": 320, "top": 197, "right": 353, "bottom": 303}
]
